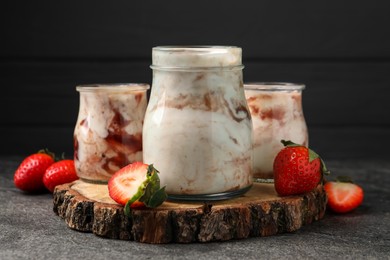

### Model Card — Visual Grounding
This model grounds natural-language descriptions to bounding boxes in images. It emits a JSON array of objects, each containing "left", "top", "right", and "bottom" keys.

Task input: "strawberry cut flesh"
[
  {"left": 334, "top": 188, "right": 352, "bottom": 203},
  {"left": 324, "top": 182, "right": 364, "bottom": 213},
  {"left": 108, "top": 162, "right": 148, "bottom": 206}
]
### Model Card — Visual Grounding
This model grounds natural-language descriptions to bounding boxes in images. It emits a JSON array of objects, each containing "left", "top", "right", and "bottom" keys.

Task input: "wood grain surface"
[{"left": 53, "top": 181, "right": 327, "bottom": 244}]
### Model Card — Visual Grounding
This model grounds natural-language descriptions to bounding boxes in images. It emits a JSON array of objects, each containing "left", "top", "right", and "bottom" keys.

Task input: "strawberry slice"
[
  {"left": 108, "top": 162, "right": 167, "bottom": 215},
  {"left": 108, "top": 162, "right": 149, "bottom": 205},
  {"left": 324, "top": 178, "right": 364, "bottom": 213}
]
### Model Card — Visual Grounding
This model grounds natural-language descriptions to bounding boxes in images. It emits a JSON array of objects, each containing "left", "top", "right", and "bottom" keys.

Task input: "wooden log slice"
[{"left": 53, "top": 181, "right": 327, "bottom": 244}]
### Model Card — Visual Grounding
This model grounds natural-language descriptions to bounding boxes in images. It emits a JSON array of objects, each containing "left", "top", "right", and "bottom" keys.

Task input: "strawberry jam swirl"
[{"left": 74, "top": 84, "right": 149, "bottom": 183}]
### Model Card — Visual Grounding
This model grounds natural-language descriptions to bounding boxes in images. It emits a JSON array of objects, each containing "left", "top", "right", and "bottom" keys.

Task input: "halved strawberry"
[
  {"left": 108, "top": 162, "right": 167, "bottom": 215},
  {"left": 324, "top": 178, "right": 364, "bottom": 213}
]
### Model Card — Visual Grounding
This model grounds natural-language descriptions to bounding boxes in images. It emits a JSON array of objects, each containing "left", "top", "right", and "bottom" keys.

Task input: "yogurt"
[
  {"left": 244, "top": 83, "right": 308, "bottom": 181},
  {"left": 74, "top": 83, "right": 149, "bottom": 183},
  {"left": 143, "top": 46, "right": 253, "bottom": 200}
]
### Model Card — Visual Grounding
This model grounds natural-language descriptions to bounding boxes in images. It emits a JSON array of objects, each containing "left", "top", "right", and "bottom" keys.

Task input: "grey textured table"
[{"left": 1, "top": 157, "right": 389, "bottom": 259}]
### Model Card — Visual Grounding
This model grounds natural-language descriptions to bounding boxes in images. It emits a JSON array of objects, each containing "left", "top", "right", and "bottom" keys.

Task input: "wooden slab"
[{"left": 53, "top": 181, "right": 327, "bottom": 244}]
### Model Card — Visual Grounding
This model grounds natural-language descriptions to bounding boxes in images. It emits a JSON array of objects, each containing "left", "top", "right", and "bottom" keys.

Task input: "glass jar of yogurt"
[
  {"left": 74, "top": 83, "right": 149, "bottom": 183},
  {"left": 244, "top": 82, "right": 309, "bottom": 182},
  {"left": 143, "top": 46, "right": 253, "bottom": 201}
]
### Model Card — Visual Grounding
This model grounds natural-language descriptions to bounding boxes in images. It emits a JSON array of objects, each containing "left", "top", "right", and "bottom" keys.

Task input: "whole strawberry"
[
  {"left": 273, "top": 140, "right": 329, "bottom": 196},
  {"left": 14, "top": 150, "right": 55, "bottom": 192},
  {"left": 43, "top": 160, "right": 78, "bottom": 193}
]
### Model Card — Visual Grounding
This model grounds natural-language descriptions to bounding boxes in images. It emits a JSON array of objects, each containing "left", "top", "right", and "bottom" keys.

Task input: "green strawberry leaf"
[
  {"left": 124, "top": 200, "right": 132, "bottom": 216},
  {"left": 145, "top": 186, "right": 167, "bottom": 208},
  {"left": 146, "top": 164, "right": 160, "bottom": 190},
  {"left": 124, "top": 181, "right": 148, "bottom": 217},
  {"left": 138, "top": 179, "right": 159, "bottom": 205},
  {"left": 308, "top": 148, "right": 319, "bottom": 162},
  {"left": 124, "top": 164, "right": 167, "bottom": 217},
  {"left": 139, "top": 165, "right": 167, "bottom": 207},
  {"left": 320, "top": 158, "right": 331, "bottom": 176}
]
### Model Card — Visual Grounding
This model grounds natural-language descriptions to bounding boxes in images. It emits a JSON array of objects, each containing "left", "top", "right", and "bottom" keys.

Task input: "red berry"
[
  {"left": 108, "top": 162, "right": 149, "bottom": 206},
  {"left": 324, "top": 181, "right": 364, "bottom": 213},
  {"left": 43, "top": 160, "right": 78, "bottom": 193},
  {"left": 273, "top": 140, "right": 327, "bottom": 196},
  {"left": 14, "top": 152, "right": 55, "bottom": 192},
  {"left": 130, "top": 200, "right": 146, "bottom": 209},
  {"left": 108, "top": 162, "right": 167, "bottom": 212}
]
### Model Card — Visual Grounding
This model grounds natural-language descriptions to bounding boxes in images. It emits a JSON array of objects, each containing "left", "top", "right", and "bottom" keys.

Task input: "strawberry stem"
[
  {"left": 320, "top": 159, "right": 331, "bottom": 176},
  {"left": 281, "top": 140, "right": 301, "bottom": 147},
  {"left": 59, "top": 152, "right": 66, "bottom": 161},
  {"left": 38, "top": 148, "right": 56, "bottom": 160},
  {"left": 147, "top": 164, "right": 155, "bottom": 177},
  {"left": 37, "top": 149, "right": 67, "bottom": 161},
  {"left": 335, "top": 176, "right": 354, "bottom": 183}
]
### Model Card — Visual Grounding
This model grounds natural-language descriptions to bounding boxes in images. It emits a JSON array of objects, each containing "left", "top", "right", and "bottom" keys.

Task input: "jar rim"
[
  {"left": 150, "top": 64, "right": 245, "bottom": 72},
  {"left": 153, "top": 45, "right": 240, "bottom": 52},
  {"left": 244, "top": 82, "right": 305, "bottom": 91},
  {"left": 76, "top": 83, "right": 150, "bottom": 92},
  {"left": 152, "top": 46, "right": 242, "bottom": 68}
]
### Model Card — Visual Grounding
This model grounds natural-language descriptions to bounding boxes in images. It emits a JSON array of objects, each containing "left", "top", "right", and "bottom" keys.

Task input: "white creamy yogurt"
[{"left": 143, "top": 46, "right": 252, "bottom": 198}]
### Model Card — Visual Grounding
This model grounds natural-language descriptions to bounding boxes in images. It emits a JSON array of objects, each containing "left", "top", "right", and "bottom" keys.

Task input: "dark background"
[{"left": 1, "top": 1, "right": 389, "bottom": 159}]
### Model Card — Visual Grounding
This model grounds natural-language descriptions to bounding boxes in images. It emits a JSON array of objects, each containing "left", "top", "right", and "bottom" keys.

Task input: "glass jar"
[
  {"left": 244, "top": 82, "right": 309, "bottom": 182},
  {"left": 143, "top": 46, "right": 253, "bottom": 201},
  {"left": 74, "top": 83, "right": 149, "bottom": 183}
]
